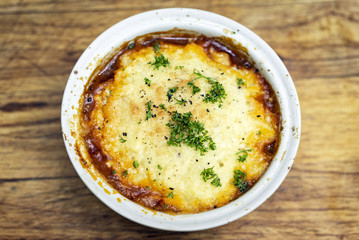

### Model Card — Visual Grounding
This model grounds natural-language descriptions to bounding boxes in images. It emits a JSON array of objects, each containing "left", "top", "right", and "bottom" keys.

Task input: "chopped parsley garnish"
[
  {"left": 187, "top": 81, "right": 201, "bottom": 95},
  {"left": 174, "top": 98, "right": 187, "bottom": 105},
  {"left": 237, "top": 78, "right": 245, "bottom": 86},
  {"left": 157, "top": 164, "right": 162, "bottom": 170},
  {"left": 145, "top": 101, "right": 154, "bottom": 120},
  {"left": 166, "top": 111, "right": 216, "bottom": 155},
  {"left": 204, "top": 81, "right": 226, "bottom": 103},
  {"left": 159, "top": 104, "right": 167, "bottom": 111},
  {"left": 166, "top": 87, "right": 178, "bottom": 101},
  {"left": 153, "top": 42, "right": 160, "bottom": 54},
  {"left": 175, "top": 65, "right": 184, "bottom": 70},
  {"left": 193, "top": 69, "right": 212, "bottom": 82},
  {"left": 233, "top": 169, "right": 248, "bottom": 192},
  {"left": 200, "top": 167, "right": 222, "bottom": 187},
  {"left": 153, "top": 179, "right": 157, "bottom": 182},
  {"left": 148, "top": 54, "right": 170, "bottom": 70},
  {"left": 122, "top": 170, "right": 128, "bottom": 177},
  {"left": 193, "top": 70, "right": 227, "bottom": 103},
  {"left": 201, "top": 167, "right": 216, "bottom": 182},
  {"left": 211, "top": 176, "right": 222, "bottom": 187},
  {"left": 167, "top": 191, "right": 174, "bottom": 198},
  {"left": 145, "top": 186, "right": 150, "bottom": 189},
  {"left": 236, "top": 149, "right": 252, "bottom": 162},
  {"left": 257, "top": 131, "right": 261, "bottom": 135},
  {"left": 133, "top": 161, "right": 139, "bottom": 168},
  {"left": 128, "top": 42, "right": 135, "bottom": 49},
  {"left": 144, "top": 77, "right": 151, "bottom": 86},
  {"left": 112, "top": 170, "right": 117, "bottom": 174},
  {"left": 119, "top": 137, "right": 127, "bottom": 143}
]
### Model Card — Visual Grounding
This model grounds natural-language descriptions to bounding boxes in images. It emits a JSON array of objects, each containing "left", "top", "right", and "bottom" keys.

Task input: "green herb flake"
[
  {"left": 166, "top": 87, "right": 178, "bottom": 101},
  {"left": 148, "top": 53, "right": 170, "bottom": 70},
  {"left": 145, "top": 101, "right": 154, "bottom": 120},
  {"left": 175, "top": 65, "right": 184, "bottom": 70},
  {"left": 153, "top": 42, "right": 160, "bottom": 54},
  {"left": 112, "top": 170, "right": 117, "bottom": 174},
  {"left": 193, "top": 70, "right": 227, "bottom": 103},
  {"left": 257, "top": 131, "right": 261, "bottom": 135},
  {"left": 174, "top": 98, "right": 187, "bottom": 105},
  {"left": 144, "top": 77, "right": 151, "bottom": 86},
  {"left": 128, "top": 42, "right": 136, "bottom": 49},
  {"left": 167, "top": 191, "right": 174, "bottom": 199},
  {"left": 164, "top": 203, "right": 167, "bottom": 207},
  {"left": 204, "top": 81, "right": 226, "bottom": 104},
  {"left": 159, "top": 104, "right": 167, "bottom": 111},
  {"left": 119, "top": 137, "right": 127, "bottom": 143},
  {"left": 153, "top": 179, "right": 157, "bottom": 182},
  {"left": 236, "top": 149, "right": 252, "bottom": 162},
  {"left": 145, "top": 186, "right": 150, "bottom": 189},
  {"left": 122, "top": 170, "right": 128, "bottom": 177},
  {"left": 157, "top": 165, "right": 162, "bottom": 170},
  {"left": 201, "top": 167, "right": 215, "bottom": 182},
  {"left": 233, "top": 169, "right": 248, "bottom": 192},
  {"left": 193, "top": 69, "right": 212, "bottom": 82},
  {"left": 133, "top": 161, "right": 139, "bottom": 168},
  {"left": 187, "top": 81, "right": 201, "bottom": 95},
  {"left": 237, "top": 78, "right": 245, "bottom": 87},
  {"left": 211, "top": 176, "right": 222, "bottom": 187},
  {"left": 200, "top": 167, "right": 222, "bottom": 187},
  {"left": 166, "top": 111, "right": 216, "bottom": 155}
]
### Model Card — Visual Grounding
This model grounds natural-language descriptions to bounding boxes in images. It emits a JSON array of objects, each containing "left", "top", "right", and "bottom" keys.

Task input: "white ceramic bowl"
[{"left": 61, "top": 8, "right": 301, "bottom": 231}]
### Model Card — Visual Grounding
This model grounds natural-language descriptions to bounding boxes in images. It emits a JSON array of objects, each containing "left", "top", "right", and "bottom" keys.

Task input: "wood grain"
[{"left": 1, "top": 0, "right": 358, "bottom": 239}]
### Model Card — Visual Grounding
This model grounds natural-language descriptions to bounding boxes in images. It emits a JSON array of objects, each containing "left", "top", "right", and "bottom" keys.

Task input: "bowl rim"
[{"left": 61, "top": 8, "right": 301, "bottom": 231}]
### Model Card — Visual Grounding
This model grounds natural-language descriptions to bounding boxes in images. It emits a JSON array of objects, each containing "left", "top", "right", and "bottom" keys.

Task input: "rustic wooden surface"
[{"left": 1, "top": 0, "right": 358, "bottom": 239}]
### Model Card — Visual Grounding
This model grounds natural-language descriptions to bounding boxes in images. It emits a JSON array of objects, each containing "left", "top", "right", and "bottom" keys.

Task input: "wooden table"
[{"left": 1, "top": 0, "right": 358, "bottom": 239}]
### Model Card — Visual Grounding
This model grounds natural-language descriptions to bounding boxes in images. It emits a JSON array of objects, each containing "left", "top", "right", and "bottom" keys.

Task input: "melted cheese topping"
[{"left": 84, "top": 42, "right": 279, "bottom": 213}]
